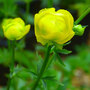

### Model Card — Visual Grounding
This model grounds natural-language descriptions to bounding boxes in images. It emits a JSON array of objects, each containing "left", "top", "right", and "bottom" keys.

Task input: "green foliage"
[
  {"left": 41, "top": 0, "right": 61, "bottom": 8},
  {"left": 23, "top": 13, "right": 34, "bottom": 24},
  {"left": 70, "top": 0, "right": 90, "bottom": 16},
  {"left": 50, "top": 44, "right": 72, "bottom": 66},
  {"left": 15, "top": 0, "right": 32, "bottom": 3},
  {"left": 56, "top": 49, "right": 72, "bottom": 54},
  {"left": 0, "top": 27, "right": 4, "bottom": 38},
  {"left": 0, "top": 0, "right": 17, "bottom": 17},
  {"left": 0, "top": 48, "right": 11, "bottom": 65},
  {"left": 0, "top": 41, "right": 90, "bottom": 89},
  {"left": 37, "top": 44, "right": 90, "bottom": 89},
  {"left": 54, "top": 52, "right": 65, "bottom": 66}
]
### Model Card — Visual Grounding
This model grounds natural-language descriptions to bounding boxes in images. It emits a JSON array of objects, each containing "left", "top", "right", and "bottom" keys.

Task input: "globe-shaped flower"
[
  {"left": 2, "top": 18, "right": 30, "bottom": 40},
  {"left": 34, "top": 8, "right": 75, "bottom": 45}
]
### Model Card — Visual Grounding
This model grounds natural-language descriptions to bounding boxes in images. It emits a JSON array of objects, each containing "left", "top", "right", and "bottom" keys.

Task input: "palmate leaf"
[
  {"left": 11, "top": 65, "right": 37, "bottom": 79},
  {"left": 42, "top": 76, "right": 64, "bottom": 88},
  {"left": 23, "top": 69, "right": 37, "bottom": 77}
]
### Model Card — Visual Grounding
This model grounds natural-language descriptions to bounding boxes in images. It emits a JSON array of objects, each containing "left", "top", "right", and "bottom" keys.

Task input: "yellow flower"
[
  {"left": 34, "top": 8, "right": 75, "bottom": 45},
  {"left": 2, "top": 18, "right": 30, "bottom": 40}
]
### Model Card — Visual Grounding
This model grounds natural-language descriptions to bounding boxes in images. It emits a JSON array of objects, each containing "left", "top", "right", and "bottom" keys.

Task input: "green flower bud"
[{"left": 73, "top": 24, "right": 86, "bottom": 36}]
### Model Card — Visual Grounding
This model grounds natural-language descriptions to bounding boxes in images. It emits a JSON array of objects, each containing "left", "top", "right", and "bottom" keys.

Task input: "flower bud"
[
  {"left": 34, "top": 8, "right": 75, "bottom": 45},
  {"left": 73, "top": 24, "right": 86, "bottom": 36},
  {"left": 2, "top": 18, "right": 31, "bottom": 40}
]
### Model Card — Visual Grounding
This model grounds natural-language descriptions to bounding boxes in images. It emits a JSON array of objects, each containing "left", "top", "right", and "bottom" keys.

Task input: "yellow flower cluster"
[
  {"left": 2, "top": 8, "right": 85, "bottom": 45},
  {"left": 2, "top": 18, "right": 30, "bottom": 40},
  {"left": 34, "top": 8, "right": 75, "bottom": 45}
]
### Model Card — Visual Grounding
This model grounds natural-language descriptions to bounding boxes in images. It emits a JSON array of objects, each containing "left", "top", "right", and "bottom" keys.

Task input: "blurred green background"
[{"left": 0, "top": 0, "right": 90, "bottom": 90}]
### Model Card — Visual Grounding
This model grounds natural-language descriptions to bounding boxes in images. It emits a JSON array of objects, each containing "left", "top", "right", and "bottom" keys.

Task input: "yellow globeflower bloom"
[
  {"left": 2, "top": 18, "right": 31, "bottom": 40},
  {"left": 35, "top": 8, "right": 75, "bottom": 45}
]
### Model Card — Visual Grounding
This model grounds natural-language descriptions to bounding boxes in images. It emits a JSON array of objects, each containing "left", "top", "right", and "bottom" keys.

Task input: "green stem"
[
  {"left": 11, "top": 41, "right": 15, "bottom": 72},
  {"left": 75, "top": 7, "right": 90, "bottom": 24},
  {"left": 7, "top": 40, "right": 15, "bottom": 90},
  {"left": 47, "top": 0, "right": 53, "bottom": 8},
  {"left": 7, "top": 40, "right": 11, "bottom": 51},
  {"left": 32, "top": 46, "right": 52, "bottom": 90},
  {"left": 26, "top": 1, "right": 30, "bottom": 23}
]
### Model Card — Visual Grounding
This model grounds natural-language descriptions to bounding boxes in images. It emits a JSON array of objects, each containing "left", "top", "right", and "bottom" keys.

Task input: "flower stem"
[
  {"left": 7, "top": 40, "right": 15, "bottom": 90},
  {"left": 32, "top": 46, "right": 52, "bottom": 90},
  {"left": 25, "top": 1, "right": 31, "bottom": 23},
  {"left": 11, "top": 41, "right": 15, "bottom": 72},
  {"left": 75, "top": 7, "right": 90, "bottom": 25},
  {"left": 7, "top": 40, "right": 11, "bottom": 51}
]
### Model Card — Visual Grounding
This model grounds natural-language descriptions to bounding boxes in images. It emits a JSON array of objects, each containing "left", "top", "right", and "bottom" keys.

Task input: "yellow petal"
[
  {"left": 39, "top": 8, "right": 55, "bottom": 14},
  {"left": 35, "top": 8, "right": 55, "bottom": 24},
  {"left": 2, "top": 19, "right": 12, "bottom": 31},
  {"left": 13, "top": 18, "right": 25, "bottom": 26},
  {"left": 4, "top": 27, "right": 22, "bottom": 40},
  {"left": 24, "top": 24, "right": 31, "bottom": 35},
  {"left": 57, "top": 9, "right": 74, "bottom": 28},
  {"left": 16, "top": 24, "right": 30, "bottom": 40}
]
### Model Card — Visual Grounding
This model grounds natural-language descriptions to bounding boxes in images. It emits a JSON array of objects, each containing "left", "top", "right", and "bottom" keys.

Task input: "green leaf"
[
  {"left": 37, "top": 63, "right": 41, "bottom": 74},
  {"left": 0, "top": 0, "right": 17, "bottom": 17},
  {"left": 50, "top": 45, "right": 55, "bottom": 53},
  {"left": 23, "top": 69, "right": 37, "bottom": 77},
  {"left": 55, "top": 81, "right": 64, "bottom": 86},
  {"left": 36, "top": 60, "right": 43, "bottom": 74},
  {"left": 16, "top": 39, "right": 25, "bottom": 50},
  {"left": 35, "top": 45, "right": 46, "bottom": 52},
  {"left": 23, "top": 13, "right": 34, "bottom": 24},
  {"left": 57, "top": 49, "right": 72, "bottom": 54},
  {"left": 16, "top": 71, "right": 31, "bottom": 80},
  {"left": 12, "top": 65, "right": 23, "bottom": 77},
  {"left": 42, "top": 76, "right": 55, "bottom": 81},
  {"left": 41, "top": 80, "right": 47, "bottom": 89},
  {"left": 57, "top": 79, "right": 69, "bottom": 90},
  {"left": 12, "top": 65, "right": 37, "bottom": 79},
  {"left": 28, "top": 71, "right": 37, "bottom": 77},
  {"left": 55, "top": 53, "right": 65, "bottom": 66},
  {"left": 63, "top": 41, "right": 71, "bottom": 46}
]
